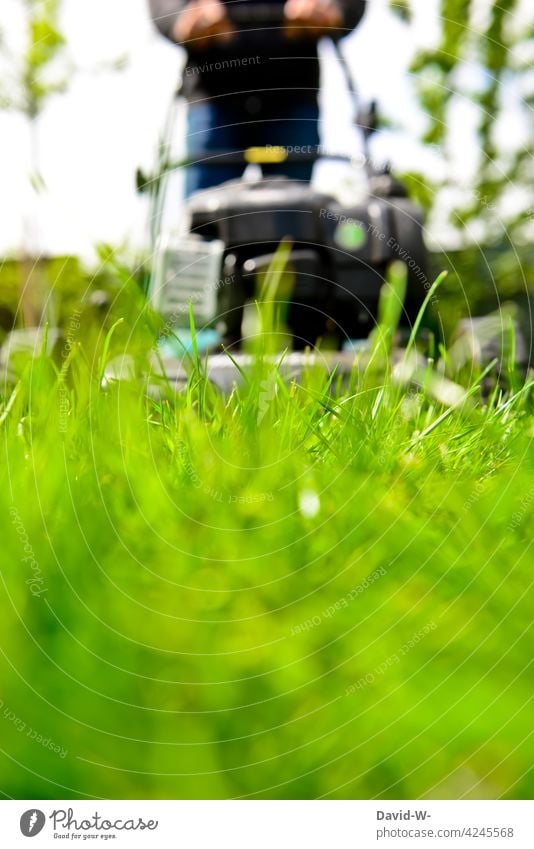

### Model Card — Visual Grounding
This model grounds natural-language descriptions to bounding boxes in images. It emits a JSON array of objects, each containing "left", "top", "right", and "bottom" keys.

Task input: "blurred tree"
[
  {"left": 389, "top": 0, "right": 411, "bottom": 24},
  {"left": 403, "top": 0, "right": 533, "bottom": 249},
  {"left": 0, "top": 0, "right": 69, "bottom": 323},
  {"left": 0, "top": 0, "right": 127, "bottom": 326},
  {"left": 385, "top": 0, "right": 533, "bottom": 335}
]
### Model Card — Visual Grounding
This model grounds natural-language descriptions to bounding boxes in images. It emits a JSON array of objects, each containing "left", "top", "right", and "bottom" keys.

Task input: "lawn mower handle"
[{"left": 136, "top": 148, "right": 353, "bottom": 192}]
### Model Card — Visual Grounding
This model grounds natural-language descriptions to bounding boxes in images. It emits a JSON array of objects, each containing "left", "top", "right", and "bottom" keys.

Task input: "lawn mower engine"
[{"left": 153, "top": 169, "right": 427, "bottom": 350}]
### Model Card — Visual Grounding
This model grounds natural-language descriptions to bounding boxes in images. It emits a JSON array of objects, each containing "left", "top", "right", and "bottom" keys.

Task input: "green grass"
[{"left": 0, "top": 266, "right": 532, "bottom": 800}]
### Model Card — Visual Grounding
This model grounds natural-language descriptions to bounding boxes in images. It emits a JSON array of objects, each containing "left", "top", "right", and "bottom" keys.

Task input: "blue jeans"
[{"left": 185, "top": 100, "right": 320, "bottom": 195}]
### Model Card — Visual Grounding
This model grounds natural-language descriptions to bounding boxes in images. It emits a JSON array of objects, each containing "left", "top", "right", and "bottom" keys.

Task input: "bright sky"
[{"left": 0, "top": 0, "right": 527, "bottom": 260}]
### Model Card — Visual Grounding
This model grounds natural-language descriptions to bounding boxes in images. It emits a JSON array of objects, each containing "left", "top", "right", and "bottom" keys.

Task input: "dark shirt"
[{"left": 148, "top": 0, "right": 366, "bottom": 106}]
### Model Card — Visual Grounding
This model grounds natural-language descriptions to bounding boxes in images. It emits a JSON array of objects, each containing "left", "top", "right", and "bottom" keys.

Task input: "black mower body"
[{"left": 186, "top": 174, "right": 428, "bottom": 348}]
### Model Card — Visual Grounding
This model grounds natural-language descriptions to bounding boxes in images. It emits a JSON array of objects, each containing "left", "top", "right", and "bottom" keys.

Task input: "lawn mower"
[{"left": 140, "top": 5, "right": 429, "bottom": 360}]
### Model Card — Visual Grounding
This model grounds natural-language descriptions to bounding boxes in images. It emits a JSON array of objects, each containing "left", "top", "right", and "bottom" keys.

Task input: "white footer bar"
[{"left": 1, "top": 800, "right": 532, "bottom": 848}]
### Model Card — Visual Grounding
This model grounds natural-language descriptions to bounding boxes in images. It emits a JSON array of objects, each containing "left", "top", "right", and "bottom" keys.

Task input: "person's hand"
[
  {"left": 283, "top": 0, "right": 343, "bottom": 38},
  {"left": 173, "top": 0, "right": 235, "bottom": 50}
]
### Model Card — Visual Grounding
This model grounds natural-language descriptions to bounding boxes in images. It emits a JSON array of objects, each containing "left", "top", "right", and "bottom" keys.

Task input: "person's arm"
[
  {"left": 284, "top": 0, "right": 366, "bottom": 41},
  {"left": 148, "top": 0, "right": 234, "bottom": 49}
]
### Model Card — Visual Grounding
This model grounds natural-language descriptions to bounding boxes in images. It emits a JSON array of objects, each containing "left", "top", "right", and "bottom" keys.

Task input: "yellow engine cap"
[{"left": 244, "top": 146, "right": 288, "bottom": 164}]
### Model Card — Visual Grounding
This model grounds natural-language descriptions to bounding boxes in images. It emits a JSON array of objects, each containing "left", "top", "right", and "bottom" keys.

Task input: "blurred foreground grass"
[{"left": 0, "top": 259, "right": 532, "bottom": 800}]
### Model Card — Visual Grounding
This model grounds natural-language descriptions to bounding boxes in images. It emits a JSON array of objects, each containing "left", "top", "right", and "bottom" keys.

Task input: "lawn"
[{"left": 0, "top": 263, "right": 532, "bottom": 799}]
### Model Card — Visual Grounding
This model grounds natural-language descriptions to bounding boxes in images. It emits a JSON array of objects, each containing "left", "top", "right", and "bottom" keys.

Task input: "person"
[{"left": 148, "top": 0, "right": 367, "bottom": 194}]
